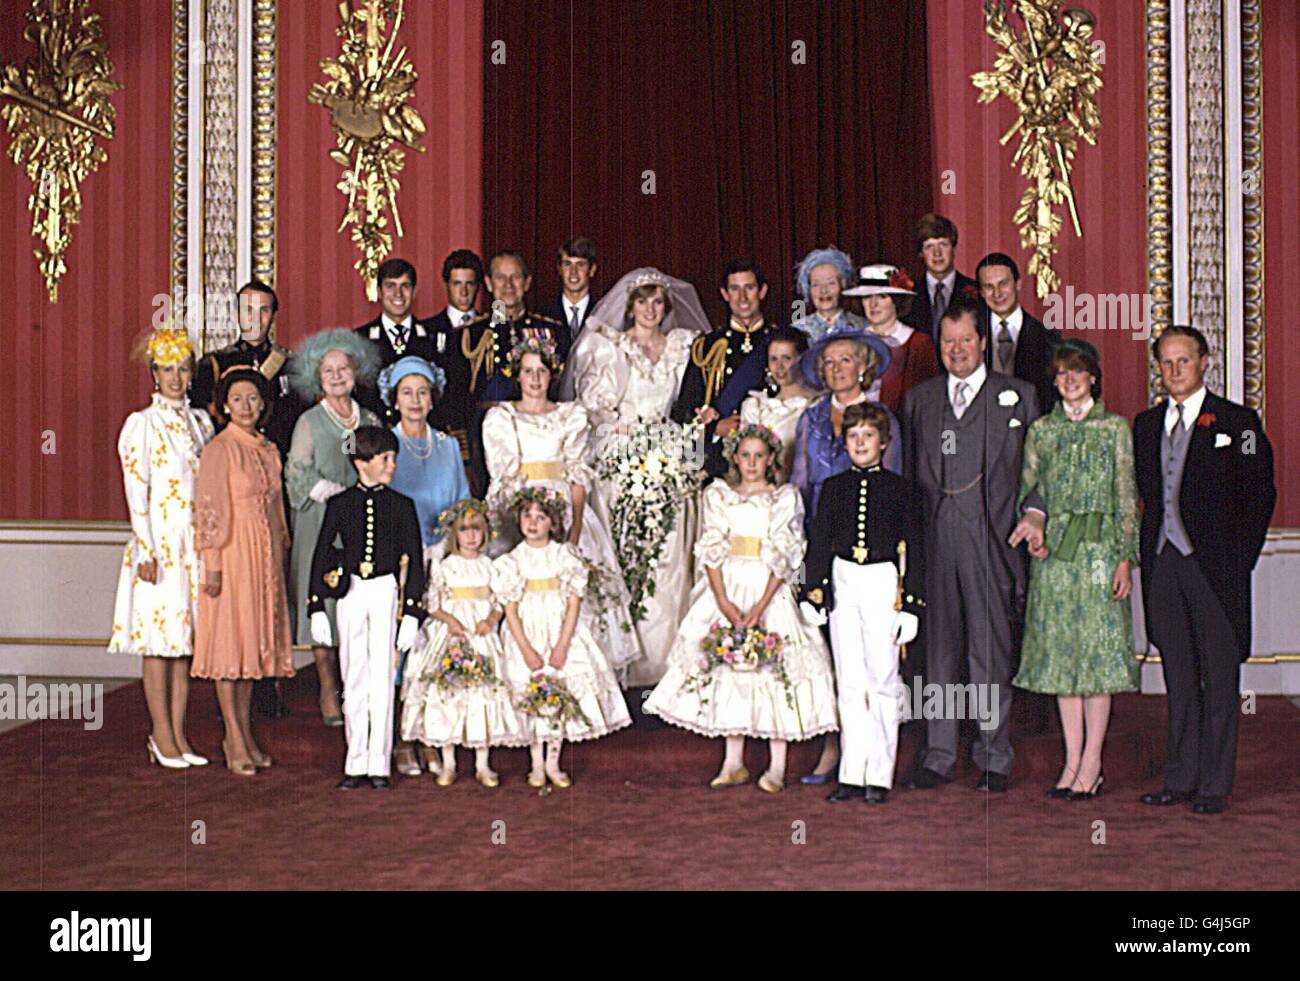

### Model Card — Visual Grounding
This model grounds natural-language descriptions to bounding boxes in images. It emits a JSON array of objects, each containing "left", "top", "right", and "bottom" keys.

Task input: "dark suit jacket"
[
  {"left": 902, "top": 270, "right": 979, "bottom": 339},
  {"left": 540, "top": 293, "right": 598, "bottom": 335},
  {"left": 900, "top": 371, "right": 1040, "bottom": 605},
  {"left": 353, "top": 317, "right": 439, "bottom": 426},
  {"left": 423, "top": 308, "right": 484, "bottom": 437},
  {"left": 1133, "top": 391, "right": 1276, "bottom": 661},
  {"left": 984, "top": 310, "right": 1059, "bottom": 412}
]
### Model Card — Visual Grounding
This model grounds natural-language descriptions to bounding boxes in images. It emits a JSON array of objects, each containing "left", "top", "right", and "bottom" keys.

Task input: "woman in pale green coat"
[
  {"left": 1009, "top": 339, "right": 1140, "bottom": 802},
  {"left": 285, "top": 329, "right": 380, "bottom": 724}
]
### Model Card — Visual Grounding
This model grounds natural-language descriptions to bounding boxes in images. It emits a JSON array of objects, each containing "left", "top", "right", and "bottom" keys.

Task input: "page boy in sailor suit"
[
  {"left": 800, "top": 402, "right": 924, "bottom": 804},
  {"left": 309, "top": 426, "right": 427, "bottom": 789}
]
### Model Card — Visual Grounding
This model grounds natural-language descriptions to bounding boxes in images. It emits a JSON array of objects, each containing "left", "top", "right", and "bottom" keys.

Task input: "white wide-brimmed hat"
[{"left": 843, "top": 263, "right": 916, "bottom": 297}]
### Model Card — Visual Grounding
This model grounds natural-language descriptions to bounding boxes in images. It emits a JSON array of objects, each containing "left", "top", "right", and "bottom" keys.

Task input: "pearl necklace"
[
  {"left": 400, "top": 426, "right": 434, "bottom": 460},
  {"left": 321, "top": 397, "right": 360, "bottom": 432},
  {"left": 830, "top": 392, "right": 866, "bottom": 412}
]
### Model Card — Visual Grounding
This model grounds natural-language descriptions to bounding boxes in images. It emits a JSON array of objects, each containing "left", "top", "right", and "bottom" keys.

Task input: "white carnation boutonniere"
[{"left": 998, "top": 389, "right": 1020, "bottom": 407}]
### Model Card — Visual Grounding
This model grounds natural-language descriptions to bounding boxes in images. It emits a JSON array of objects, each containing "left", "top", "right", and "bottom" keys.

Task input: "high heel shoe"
[
  {"left": 1045, "top": 786, "right": 1073, "bottom": 800},
  {"left": 249, "top": 752, "right": 273, "bottom": 769},
  {"left": 1068, "top": 773, "right": 1104, "bottom": 801},
  {"left": 147, "top": 736, "right": 190, "bottom": 769},
  {"left": 180, "top": 751, "right": 210, "bottom": 767},
  {"left": 709, "top": 766, "right": 750, "bottom": 789},
  {"left": 799, "top": 768, "right": 836, "bottom": 785},
  {"left": 222, "top": 740, "right": 257, "bottom": 777}
]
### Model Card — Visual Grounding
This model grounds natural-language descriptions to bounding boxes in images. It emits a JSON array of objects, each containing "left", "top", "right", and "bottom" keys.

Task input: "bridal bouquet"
[
  {"left": 596, "top": 419, "right": 704, "bottom": 623},
  {"left": 426, "top": 635, "right": 501, "bottom": 693},
  {"left": 517, "top": 675, "right": 591, "bottom": 730},
  {"left": 683, "top": 622, "right": 794, "bottom": 708}
]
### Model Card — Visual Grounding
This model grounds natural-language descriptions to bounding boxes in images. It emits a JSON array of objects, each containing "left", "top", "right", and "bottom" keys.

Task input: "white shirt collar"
[
  {"left": 927, "top": 269, "right": 957, "bottom": 301},
  {"left": 443, "top": 305, "right": 475, "bottom": 327},
  {"left": 564, "top": 294, "right": 590, "bottom": 323},
  {"left": 948, "top": 363, "right": 987, "bottom": 403},
  {"left": 381, "top": 312, "right": 414, "bottom": 335},
  {"left": 1165, "top": 386, "right": 1207, "bottom": 434},
  {"left": 1063, "top": 396, "right": 1095, "bottom": 420},
  {"left": 992, "top": 305, "right": 1023, "bottom": 342},
  {"left": 874, "top": 320, "right": 914, "bottom": 346}
]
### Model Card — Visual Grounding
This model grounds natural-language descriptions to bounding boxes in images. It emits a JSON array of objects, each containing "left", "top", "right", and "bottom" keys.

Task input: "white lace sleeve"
[
  {"left": 482, "top": 405, "right": 522, "bottom": 511},
  {"left": 559, "top": 403, "right": 595, "bottom": 490},
  {"left": 557, "top": 543, "right": 589, "bottom": 600},
  {"left": 489, "top": 551, "right": 525, "bottom": 605},
  {"left": 694, "top": 482, "right": 732, "bottom": 571},
  {"left": 762, "top": 485, "right": 807, "bottom": 585}
]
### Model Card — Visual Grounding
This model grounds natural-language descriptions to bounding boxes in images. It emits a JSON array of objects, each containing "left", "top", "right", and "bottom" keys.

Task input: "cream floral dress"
[{"left": 108, "top": 393, "right": 215, "bottom": 658}]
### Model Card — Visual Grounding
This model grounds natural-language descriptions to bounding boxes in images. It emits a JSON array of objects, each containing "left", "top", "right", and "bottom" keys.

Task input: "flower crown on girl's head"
[
  {"left": 506, "top": 484, "right": 569, "bottom": 535},
  {"left": 503, "top": 334, "right": 563, "bottom": 378},
  {"left": 437, "top": 498, "right": 495, "bottom": 537},
  {"left": 723, "top": 422, "right": 783, "bottom": 461}
]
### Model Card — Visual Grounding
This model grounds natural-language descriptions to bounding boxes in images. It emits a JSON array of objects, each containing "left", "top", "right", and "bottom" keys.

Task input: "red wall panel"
[
  {"left": 1262, "top": 1, "right": 1298, "bottom": 526},
  {"left": 925, "top": 0, "right": 1150, "bottom": 424},
  {"left": 274, "top": 0, "right": 483, "bottom": 348},
  {"left": 1, "top": 0, "right": 173, "bottom": 520}
]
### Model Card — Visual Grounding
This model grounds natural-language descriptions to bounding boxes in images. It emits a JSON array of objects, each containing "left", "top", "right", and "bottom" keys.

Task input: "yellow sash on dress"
[
  {"left": 448, "top": 585, "right": 490, "bottom": 601},
  {"left": 730, "top": 535, "right": 762, "bottom": 557},
  {"left": 525, "top": 577, "right": 560, "bottom": 592},
  {"left": 520, "top": 460, "right": 564, "bottom": 481}
]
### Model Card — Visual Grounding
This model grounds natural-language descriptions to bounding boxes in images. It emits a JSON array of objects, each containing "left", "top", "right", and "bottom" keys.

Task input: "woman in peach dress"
[{"left": 192, "top": 368, "right": 295, "bottom": 775}]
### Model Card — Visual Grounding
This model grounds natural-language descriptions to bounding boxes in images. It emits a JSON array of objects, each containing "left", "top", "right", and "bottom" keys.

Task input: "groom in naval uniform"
[
  {"left": 1134, "top": 325, "right": 1275, "bottom": 815},
  {"left": 900, "top": 295, "right": 1041, "bottom": 792},
  {"left": 671, "top": 258, "right": 773, "bottom": 479}
]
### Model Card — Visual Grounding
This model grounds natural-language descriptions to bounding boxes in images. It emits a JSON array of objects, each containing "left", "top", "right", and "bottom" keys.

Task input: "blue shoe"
[{"left": 800, "top": 770, "right": 836, "bottom": 785}]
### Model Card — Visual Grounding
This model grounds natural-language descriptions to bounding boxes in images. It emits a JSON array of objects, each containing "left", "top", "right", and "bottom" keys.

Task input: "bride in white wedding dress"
[{"left": 571, "top": 268, "right": 711, "bottom": 685}]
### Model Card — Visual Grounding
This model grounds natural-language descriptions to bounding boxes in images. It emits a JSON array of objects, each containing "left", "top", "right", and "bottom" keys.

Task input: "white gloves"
[
  {"left": 891, "top": 611, "right": 919, "bottom": 647},
  {"left": 309, "top": 479, "right": 346, "bottom": 504},
  {"left": 310, "top": 611, "right": 333, "bottom": 646},
  {"left": 396, "top": 615, "right": 419, "bottom": 653},
  {"left": 799, "top": 601, "right": 827, "bottom": 627}
]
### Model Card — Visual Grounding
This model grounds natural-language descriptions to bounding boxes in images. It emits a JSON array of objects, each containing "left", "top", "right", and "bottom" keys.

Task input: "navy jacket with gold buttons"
[
  {"left": 800, "top": 465, "right": 925, "bottom": 616},
  {"left": 307, "top": 483, "right": 427, "bottom": 622}
]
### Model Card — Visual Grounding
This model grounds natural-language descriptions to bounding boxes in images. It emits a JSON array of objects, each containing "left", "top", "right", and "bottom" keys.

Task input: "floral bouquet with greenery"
[
  {"left": 683, "top": 621, "right": 794, "bottom": 708},
  {"left": 426, "top": 635, "right": 501, "bottom": 693},
  {"left": 517, "top": 674, "right": 591, "bottom": 730}
]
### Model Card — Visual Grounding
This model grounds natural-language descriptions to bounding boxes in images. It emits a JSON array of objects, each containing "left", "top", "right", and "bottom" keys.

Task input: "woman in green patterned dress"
[{"left": 1008, "top": 339, "right": 1140, "bottom": 801}]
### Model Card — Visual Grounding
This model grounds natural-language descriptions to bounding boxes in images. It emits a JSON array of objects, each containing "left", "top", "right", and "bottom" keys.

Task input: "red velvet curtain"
[{"left": 481, "top": 0, "right": 933, "bottom": 325}]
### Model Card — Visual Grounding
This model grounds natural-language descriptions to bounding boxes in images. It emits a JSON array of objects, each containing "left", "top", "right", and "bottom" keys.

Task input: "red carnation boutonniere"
[
  {"left": 889, "top": 269, "right": 914, "bottom": 291},
  {"left": 1196, "top": 412, "right": 1216, "bottom": 429}
]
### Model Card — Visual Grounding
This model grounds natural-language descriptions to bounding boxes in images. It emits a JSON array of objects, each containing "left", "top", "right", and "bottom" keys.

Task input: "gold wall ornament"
[
  {"left": 971, "top": 2, "right": 1102, "bottom": 299},
  {"left": 309, "top": 0, "right": 427, "bottom": 302},
  {"left": 0, "top": 0, "right": 120, "bottom": 303}
]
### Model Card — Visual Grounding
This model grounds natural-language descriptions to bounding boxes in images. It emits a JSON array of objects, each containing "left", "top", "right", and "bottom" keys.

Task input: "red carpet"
[{"left": 2, "top": 676, "right": 1296, "bottom": 890}]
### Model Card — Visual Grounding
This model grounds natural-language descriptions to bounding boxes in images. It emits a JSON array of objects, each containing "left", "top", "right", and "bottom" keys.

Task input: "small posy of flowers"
[
  {"left": 888, "top": 268, "right": 914, "bottom": 292},
  {"left": 517, "top": 675, "right": 591, "bottom": 729},
  {"left": 426, "top": 635, "right": 501, "bottom": 692},
  {"left": 683, "top": 621, "right": 794, "bottom": 709}
]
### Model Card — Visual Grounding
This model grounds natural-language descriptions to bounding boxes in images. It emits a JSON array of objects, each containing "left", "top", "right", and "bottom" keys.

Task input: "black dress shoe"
[
  {"left": 1067, "top": 774, "right": 1104, "bottom": 801},
  {"left": 975, "top": 771, "right": 1008, "bottom": 792},
  {"left": 336, "top": 775, "right": 366, "bottom": 790},
  {"left": 1139, "top": 788, "right": 1190, "bottom": 806},
  {"left": 1192, "top": 797, "right": 1227, "bottom": 815},
  {"left": 863, "top": 786, "right": 890, "bottom": 804},
  {"left": 370, "top": 776, "right": 392, "bottom": 790},
  {"left": 827, "top": 783, "right": 865, "bottom": 802},
  {"left": 1045, "top": 786, "right": 1073, "bottom": 800},
  {"left": 903, "top": 768, "right": 953, "bottom": 790}
]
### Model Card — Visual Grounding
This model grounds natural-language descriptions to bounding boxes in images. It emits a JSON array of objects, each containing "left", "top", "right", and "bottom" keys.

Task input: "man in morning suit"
[
  {"left": 1134, "top": 325, "right": 1275, "bottom": 815},
  {"left": 354, "top": 257, "right": 439, "bottom": 427},
  {"left": 423, "top": 249, "right": 488, "bottom": 493},
  {"left": 901, "top": 212, "right": 980, "bottom": 341},
  {"left": 900, "top": 295, "right": 1041, "bottom": 792},
  {"left": 670, "top": 258, "right": 773, "bottom": 479},
  {"left": 975, "top": 252, "right": 1059, "bottom": 412},
  {"left": 541, "top": 236, "right": 600, "bottom": 401},
  {"left": 461, "top": 251, "right": 570, "bottom": 492}
]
